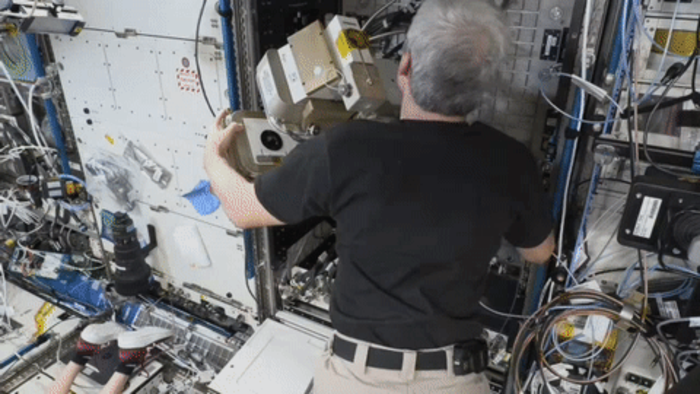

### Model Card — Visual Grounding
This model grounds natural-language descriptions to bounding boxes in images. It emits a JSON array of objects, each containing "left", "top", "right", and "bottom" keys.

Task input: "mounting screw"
[
  {"left": 339, "top": 84, "right": 353, "bottom": 97},
  {"left": 549, "top": 6, "right": 563, "bottom": 21},
  {"left": 604, "top": 73, "right": 615, "bottom": 86},
  {"left": 673, "top": 248, "right": 682, "bottom": 255},
  {"left": 679, "top": 198, "right": 684, "bottom": 204},
  {"left": 625, "top": 229, "right": 632, "bottom": 235},
  {"left": 636, "top": 193, "right": 642, "bottom": 199},
  {"left": 226, "top": 292, "right": 232, "bottom": 298}
]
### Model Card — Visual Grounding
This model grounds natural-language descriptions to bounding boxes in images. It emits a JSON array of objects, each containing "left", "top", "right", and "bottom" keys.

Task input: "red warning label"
[{"left": 176, "top": 68, "right": 201, "bottom": 93}]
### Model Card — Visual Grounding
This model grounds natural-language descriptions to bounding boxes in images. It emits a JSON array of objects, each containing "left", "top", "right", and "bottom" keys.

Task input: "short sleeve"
[
  {"left": 254, "top": 135, "right": 331, "bottom": 224},
  {"left": 503, "top": 150, "right": 553, "bottom": 248}
]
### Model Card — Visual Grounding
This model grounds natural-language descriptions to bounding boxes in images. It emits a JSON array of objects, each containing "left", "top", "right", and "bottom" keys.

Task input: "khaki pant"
[{"left": 314, "top": 332, "right": 491, "bottom": 394}]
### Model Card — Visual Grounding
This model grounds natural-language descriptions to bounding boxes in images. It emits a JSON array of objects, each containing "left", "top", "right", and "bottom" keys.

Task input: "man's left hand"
[
  {"left": 204, "top": 110, "right": 245, "bottom": 176},
  {"left": 202, "top": 110, "right": 284, "bottom": 229}
]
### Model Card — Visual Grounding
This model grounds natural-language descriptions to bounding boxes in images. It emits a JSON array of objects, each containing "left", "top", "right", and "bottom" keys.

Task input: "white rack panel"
[
  {"left": 50, "top": 1, "right": 254, "bottom": 312},
  {"left": 63, "top": 0, "right": 224, "bottom": 41}
]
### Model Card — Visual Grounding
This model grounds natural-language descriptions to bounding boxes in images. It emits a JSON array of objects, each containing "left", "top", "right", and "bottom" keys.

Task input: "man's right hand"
[{"left": 518, "top": 233, "right": 555, "bottom": 265}]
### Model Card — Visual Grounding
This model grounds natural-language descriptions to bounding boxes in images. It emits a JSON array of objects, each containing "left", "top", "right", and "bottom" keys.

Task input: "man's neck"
[{"left": 400, "top": 96, "right": 465, "bottom": 123}]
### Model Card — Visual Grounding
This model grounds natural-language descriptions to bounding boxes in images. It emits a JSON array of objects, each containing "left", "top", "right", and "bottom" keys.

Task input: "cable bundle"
[{"left": 509, "top": 290, "right": 677, "bottom": 393}]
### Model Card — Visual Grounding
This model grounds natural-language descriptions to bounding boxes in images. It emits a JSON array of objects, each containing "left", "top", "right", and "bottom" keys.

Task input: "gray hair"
[{"left": 406, "top": 0, "right": 511, "bottom": 116}]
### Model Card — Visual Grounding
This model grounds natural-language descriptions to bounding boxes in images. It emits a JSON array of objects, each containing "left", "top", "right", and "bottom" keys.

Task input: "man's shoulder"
[
  {"left": 321, "top": 120, "right": 395, "bottom": 145},
  {"left": 326, "top": 120, "right": 393, "bottom": 135},
  {"left": 322, "top": 120, "right": 531, "bottom": 155},
  {"left": 472, "top": 122, "right": 533, "bottom": 155}
]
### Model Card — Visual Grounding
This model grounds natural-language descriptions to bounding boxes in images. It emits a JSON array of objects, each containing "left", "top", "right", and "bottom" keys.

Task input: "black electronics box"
[{"left": 617, "top": 176, "right": 700, "bottom": 259}]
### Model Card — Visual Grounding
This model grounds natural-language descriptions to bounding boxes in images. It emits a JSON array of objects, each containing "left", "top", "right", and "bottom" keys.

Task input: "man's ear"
[{"left": 397, "top": 52, "right": 412, "bottom": 95}]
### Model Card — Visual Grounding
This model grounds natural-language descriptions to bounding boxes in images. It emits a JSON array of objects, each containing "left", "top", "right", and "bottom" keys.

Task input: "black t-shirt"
[{"left": 255, "top": 120, "right": 552, "bottom": 349}]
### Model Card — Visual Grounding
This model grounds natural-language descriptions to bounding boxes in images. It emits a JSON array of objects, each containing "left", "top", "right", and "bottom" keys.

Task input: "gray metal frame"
[{"left": 231, "top": 0, "right": 261, "bottom": 111}]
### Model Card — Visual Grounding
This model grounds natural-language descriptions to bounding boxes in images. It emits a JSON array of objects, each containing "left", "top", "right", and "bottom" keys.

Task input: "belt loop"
[
  {"left": 401, "top": 351, "right": 417, "bottom": 381},
  {"left": 353, "top": 342, "right": 370, "bottom": 374},
  {"left": 445, "top": 347, "right": 455, "bottom": 377}
]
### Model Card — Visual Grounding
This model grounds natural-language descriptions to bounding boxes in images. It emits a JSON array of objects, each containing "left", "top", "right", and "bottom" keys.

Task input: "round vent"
[{"left": 672, "top": 211, "right": 700, "bottom": 251}]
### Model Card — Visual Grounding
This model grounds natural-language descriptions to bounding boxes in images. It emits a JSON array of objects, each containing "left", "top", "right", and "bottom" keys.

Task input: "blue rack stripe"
[
  {"left": 25, "top": 34, "right": 71, "bottom": 174},
  {"left": 693, "top": 151, "right": 700, "bottom": 174},
  {"left": 216, "top": 2, "right": 255, "bottom": 282},
  {"left": 219, "top": 1, "right": 239, "bottom": 111}
]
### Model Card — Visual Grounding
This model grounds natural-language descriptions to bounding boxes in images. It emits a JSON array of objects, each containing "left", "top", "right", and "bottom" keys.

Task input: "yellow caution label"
[
  {"left": 105, "top": 135, "right": 115, "bottom": 145},
  {"left": 336, "top": 29, "right": 370, "bottom": 59}
]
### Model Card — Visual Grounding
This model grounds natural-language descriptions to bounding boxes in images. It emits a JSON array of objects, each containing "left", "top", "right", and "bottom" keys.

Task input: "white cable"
[
  {"left": 538, "top": 278, "right": 553, "bottom": 308},
  {"left": 556, "top": 137, "right": 578, "bottom": 267},
  {"left": 369, "top": 30, "right": 407, "bottom": 42},
  {"left": 28, "top": 0, "right": 39, "bottom": 18},
  {"left": 0, "top": 60, "right": 57, "bottom": 173},
  {"left": 27, "top": 83, "right": 56, "bottom": 173},
  {"left": 539, "top": 71, "right": 624, "bottom": 124},
  {"left": 479, "top": 301, "right": 529, "bottom": 320},
  {"left": 550, "top": 320, "right": 614, "bottom": 363},
  {"left": 0, "top": 61, "right": 33, "bottom": 121},
  {"left": 30, "top": 84, "right": 57, "bottom": 173},
  {"left": 323, "top": 68, "right": 348, "bottom": 93},
  {"left": 28, "top": 84, "right": 48, "bottom": 149},
  {"left": 637, "top": 0, "right": 681, "bottom": 105},
  {"left": 362, "top": 0, "right": 399, "bottom": 31},
  {"left": 578, "top": 194, "right": 627, "bottom": 247},
  {"left": 538, "top": 81, "right": 616, "bottom": 125},
  {"left": 555, "top": 0, "right": 594, "bottom": 290},
  {"left": 557, "top": 0, "right": 592, "bottom": 275},
  {"left": 581, "top": 0, "right": 593, "bottom": 76}
]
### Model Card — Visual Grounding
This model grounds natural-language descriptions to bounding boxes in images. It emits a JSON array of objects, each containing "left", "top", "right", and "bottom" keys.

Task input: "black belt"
[{"left": 331, "top": 335, "right": 488, "bottom": 375}]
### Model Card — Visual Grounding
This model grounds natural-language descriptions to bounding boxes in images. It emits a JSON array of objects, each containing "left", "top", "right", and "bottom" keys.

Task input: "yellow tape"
[
  {"left": 653, "top": 29, "right": 698, "bottom": 57},
  {"left": 35, "top": 302, "right": 57, "bottom": 337},
  {"left": 336, "top": 29, "right": 370, "bottom": 59},
  {"left": 556, "top": 321, "right": 576, "bottom": 340}
]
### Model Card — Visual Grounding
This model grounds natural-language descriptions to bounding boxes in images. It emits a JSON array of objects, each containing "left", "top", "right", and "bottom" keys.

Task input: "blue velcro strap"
[
  {"left": 183, "top": 180, "right": 221, "bottom": 216},
  {"left": 100, "top": 210, "right": 116, "bottom": 242},
  {"left": 693, "top": 151, "right": 700, "bottom": 174}
]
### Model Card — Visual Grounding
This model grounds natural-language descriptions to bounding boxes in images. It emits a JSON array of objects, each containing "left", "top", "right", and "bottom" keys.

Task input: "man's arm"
[
  {"left": 204, "top": 111, "right": 284, "bottom": 229},
  {"left": 518, "top": 233, "right": 555, "bottom": 265},
  {"left": 504, "top": 146, "right": 555, "bottom": 264}
]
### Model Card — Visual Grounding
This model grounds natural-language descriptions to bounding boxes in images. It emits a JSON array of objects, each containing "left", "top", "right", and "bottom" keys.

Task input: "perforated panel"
[
  {"left": 62, "top": 0, "right": 224, "bottom": 41},
  {"left": 481, "top": 0, "right": 575, "bottom": 147},
  {"left": 343, "top": 0, "right": 576, "bottom": 149}
]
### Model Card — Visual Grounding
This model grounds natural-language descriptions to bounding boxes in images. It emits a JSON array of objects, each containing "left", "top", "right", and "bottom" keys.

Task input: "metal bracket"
[
  {"left": 200, "top": 36, "right": 219, "bottom": 47},
  {"left": 34, "top": 76, "right": 55, "bottom": 100},
  {"left": 149, "top": 205, "right": 169, "bottom": 213},
  {"left": 226, "top": 229, "right": 243, "bottom": 237},
  {"left": 114, "top": 28, "right": 138, "bottom": 39}
]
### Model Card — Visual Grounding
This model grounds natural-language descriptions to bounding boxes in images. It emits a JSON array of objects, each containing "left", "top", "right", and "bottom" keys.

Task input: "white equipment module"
[{"left": 209, "top": 312, "right": 333, "bottom": 394}]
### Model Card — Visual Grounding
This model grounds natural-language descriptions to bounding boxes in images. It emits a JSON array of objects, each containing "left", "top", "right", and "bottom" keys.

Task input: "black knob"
[{"left": 261, "top": 130, "right": 283, "bottom": 151}]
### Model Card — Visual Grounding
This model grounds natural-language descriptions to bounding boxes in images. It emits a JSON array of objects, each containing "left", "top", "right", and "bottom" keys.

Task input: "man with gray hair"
[{"left": 204, "top": 0, "right": 554, "bottom": 393}]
